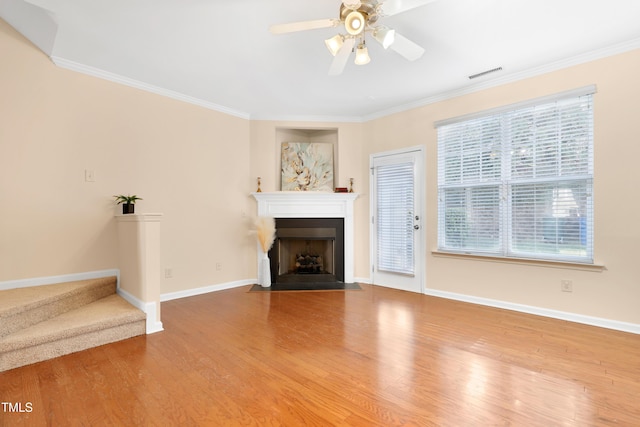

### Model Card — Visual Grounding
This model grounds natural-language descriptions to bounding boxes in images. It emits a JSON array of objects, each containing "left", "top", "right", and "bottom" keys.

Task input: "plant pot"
[{"left": 122, "top": 203, "right": 135, "bottom": 214}]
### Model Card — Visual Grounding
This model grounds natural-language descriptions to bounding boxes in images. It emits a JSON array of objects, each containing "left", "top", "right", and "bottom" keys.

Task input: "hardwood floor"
[{"left": 1, "top": 284, "right": 639, "bottom": 426}]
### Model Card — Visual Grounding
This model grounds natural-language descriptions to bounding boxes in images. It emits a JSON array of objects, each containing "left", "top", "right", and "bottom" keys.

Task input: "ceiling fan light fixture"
[
  {"left": 325, "top": 34, "right": 344, "bottom": 56},
  {"left": 354, "top": 43, "right": 370, "bottom": 65},
  {"left": 344, "top": 10, "right": 365, "bottom": 35},
  {"left": 373, "top": 26, "right": 395, "bottom": 49},
  {"left": 342, "top": 0, "right": 362, "bottom": 9}
]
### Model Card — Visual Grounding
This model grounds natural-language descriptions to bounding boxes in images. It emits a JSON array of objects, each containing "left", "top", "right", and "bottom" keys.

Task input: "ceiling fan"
[{"left": 269, "top": 0, "right": 435, "bottom": 75}]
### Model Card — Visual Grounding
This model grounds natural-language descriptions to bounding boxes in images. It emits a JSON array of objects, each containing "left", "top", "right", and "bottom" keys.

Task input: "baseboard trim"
[
  {"left": 0, "top": 269, "right": 120, "bottom": 291},
  {"left": 117, "top": 288, "right": 164, "bottom": 334},
  {"left": 160, "top": 279, "right": 256, "bottom": 302},
  {"left": 8, "top": 272, "right": 635, "bottom": 335},
  {"left": 423, "top": 288, "right": 640, "bottom": 335},
  {"left": 143, "top": 301, "right": 164, "bottom": 334}
]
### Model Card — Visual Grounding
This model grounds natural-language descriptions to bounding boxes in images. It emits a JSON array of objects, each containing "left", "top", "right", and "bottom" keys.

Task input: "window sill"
[{"left": 431, "top": 250, "right": 606, "bottom": 272}]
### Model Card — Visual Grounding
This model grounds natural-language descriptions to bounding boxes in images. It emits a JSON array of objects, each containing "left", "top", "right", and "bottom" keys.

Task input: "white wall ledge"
[
  {"left": 115, "top": 213, "right": 163, "bottom": 222},
  {"left": 431, "top": 250, "right": 606, "bottom": 272}
]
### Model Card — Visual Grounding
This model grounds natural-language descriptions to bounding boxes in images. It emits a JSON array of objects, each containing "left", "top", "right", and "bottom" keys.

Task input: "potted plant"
[{"left": 113, "top": 194, "right": 143, "bottom": 214}]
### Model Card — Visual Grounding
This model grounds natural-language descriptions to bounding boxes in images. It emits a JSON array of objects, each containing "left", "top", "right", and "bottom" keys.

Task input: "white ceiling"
[{"left": 3, "top": 0, "right": 640, "bottom": 121}]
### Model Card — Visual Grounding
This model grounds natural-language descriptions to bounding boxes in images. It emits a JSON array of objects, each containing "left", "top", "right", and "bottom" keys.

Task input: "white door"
[{"left": 370, "top": 147, "right": 425, "bottom": 293}]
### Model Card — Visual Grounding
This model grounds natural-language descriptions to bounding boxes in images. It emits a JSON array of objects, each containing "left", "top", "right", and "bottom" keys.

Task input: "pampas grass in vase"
[{"left": 255, "top": 216, "right": 276, "bottom": 287}]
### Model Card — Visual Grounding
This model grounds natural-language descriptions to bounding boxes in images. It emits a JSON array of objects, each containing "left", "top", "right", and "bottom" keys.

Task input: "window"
[{"left": 436, "top": 86, "right": 594, "bottom": 263}]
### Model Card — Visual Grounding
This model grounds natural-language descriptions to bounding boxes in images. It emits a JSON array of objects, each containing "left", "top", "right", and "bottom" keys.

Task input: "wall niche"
[{"left": 275, "top": 127, "right": 339, "bottom": 191}]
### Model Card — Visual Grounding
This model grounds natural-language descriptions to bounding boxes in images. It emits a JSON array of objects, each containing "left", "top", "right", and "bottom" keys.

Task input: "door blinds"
[{"left": 376, "top": 161, "right": 415, "bottom": 275}]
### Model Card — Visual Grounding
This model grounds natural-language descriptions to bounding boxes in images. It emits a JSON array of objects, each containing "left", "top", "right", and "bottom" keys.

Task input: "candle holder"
[
  {"left": 349, "top": 178, "right": 354, "bottom": 193},
  {"left": 256, "top": 177, "right": 262, "bottom": 193}
]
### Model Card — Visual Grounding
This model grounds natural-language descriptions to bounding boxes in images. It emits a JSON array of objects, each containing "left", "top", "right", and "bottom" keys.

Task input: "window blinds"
[
  {"left": 437, "top": 89, "right": 594, "bottom": 263},
  {"left": 376, "top": 161, "right": 415, "bottom": 275}
]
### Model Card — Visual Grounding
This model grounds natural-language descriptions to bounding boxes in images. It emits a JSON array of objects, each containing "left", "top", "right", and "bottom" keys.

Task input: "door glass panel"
[{"left": 376, "top": 162, "right": 415, "bottom": 275}]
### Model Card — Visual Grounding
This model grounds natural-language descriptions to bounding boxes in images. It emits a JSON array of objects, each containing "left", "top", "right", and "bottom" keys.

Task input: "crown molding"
[
  {"left": 49, "top": 36, "right": 640, "bottom": 124},
  {"left": 248, "top": 112, "right": 365, "bottom": 123},
  {"left": 361, "top": 37, "right": 640, "bottom": 122},
  {"left": 50, "top": 56, "right": 251, "bottom": 120}
]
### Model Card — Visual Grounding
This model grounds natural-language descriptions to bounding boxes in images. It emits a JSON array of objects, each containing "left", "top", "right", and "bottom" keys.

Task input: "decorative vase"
[
  {"left": 260, "top": 253, "right": 271, "bottom": 287},
  {"left": 122, "top": 203, "right": 135, "bottom": 214}
]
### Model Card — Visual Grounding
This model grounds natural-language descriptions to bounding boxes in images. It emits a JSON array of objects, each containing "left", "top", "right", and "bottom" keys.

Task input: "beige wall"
[
  {"left": 0, "top": 20, "right": 254, "bottom": 294},
  {"left": 365, "top": 49, "right": 640, "bottom": 325},
  {"left": 3, "top": 15, "right": 639, "bottom": 326}
]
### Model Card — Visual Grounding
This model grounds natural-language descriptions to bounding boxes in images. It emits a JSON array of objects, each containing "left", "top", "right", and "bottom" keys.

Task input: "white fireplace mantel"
[{"left": 251, "top": 192, "right": 359, "bottom": 283}]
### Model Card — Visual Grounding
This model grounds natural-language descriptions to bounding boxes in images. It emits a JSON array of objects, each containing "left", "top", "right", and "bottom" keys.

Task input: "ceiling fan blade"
[
  {"left": 390, "top": 33, "right": 425, "bottom": 61},
  {"left": 328, "top": 38, "right": 356, "bottom": 76},
  {"left": 269, "top": 18, "right": 339, "bottom": 35},
  {"left": 381, "top": 0, "right": 437, "bottom": 16}
]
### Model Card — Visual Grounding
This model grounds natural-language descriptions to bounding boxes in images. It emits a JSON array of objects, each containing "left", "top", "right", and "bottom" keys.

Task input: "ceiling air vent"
[{"left": 468, "top": 66, "right": 503, "bottom": 80}]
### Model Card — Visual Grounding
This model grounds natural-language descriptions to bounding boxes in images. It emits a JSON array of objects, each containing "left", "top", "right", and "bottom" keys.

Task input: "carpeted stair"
[{"left": 0, "top": 276, "right": 146, "bottom": 372}]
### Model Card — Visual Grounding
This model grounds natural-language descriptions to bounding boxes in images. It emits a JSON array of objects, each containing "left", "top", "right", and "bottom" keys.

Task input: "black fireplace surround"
[{"left": 269, "top": 218, "right": 345, "bottom": 284}]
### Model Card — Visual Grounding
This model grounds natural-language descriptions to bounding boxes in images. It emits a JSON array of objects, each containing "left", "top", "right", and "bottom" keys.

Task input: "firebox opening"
[
  {"left": 277, "top": 234, "right": 335, "bottom": 283},
  {"left": 269, "top": 218, "right": 345, "bottom": 284}
]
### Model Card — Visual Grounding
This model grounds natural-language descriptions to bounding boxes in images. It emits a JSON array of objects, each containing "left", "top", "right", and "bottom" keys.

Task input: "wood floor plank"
[{"left": 1, "top": 283, "right": 639, "bottom": 426}]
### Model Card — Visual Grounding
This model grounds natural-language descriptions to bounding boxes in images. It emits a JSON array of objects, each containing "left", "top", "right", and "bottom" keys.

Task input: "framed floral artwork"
[{"left": 281, "top": 142, "right": 334, "bottom": 191}]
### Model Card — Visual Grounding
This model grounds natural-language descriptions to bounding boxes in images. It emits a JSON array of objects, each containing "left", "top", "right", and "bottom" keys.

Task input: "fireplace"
[
  {"left": 252, "top": 191, "right": 358, "bottom": 284},
  {"left": 269, "top": 218, "right": 344, "bottom": 284}
]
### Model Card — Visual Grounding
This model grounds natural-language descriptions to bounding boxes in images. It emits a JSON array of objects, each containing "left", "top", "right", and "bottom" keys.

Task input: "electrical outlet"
[
  {"left": 165, "top": 268, "right": 173, "bottom": 279},
  {"left": 561, "top": 279, "right": 573, "bottom": 292}
]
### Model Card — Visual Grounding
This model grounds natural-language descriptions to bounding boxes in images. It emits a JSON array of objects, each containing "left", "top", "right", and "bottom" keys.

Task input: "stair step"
[
  {"left": 0, "top": 294, "right": 146, "bottom": 372},
  {"left": 0, "top": 277, "right": 117, "bottom": 337}
]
